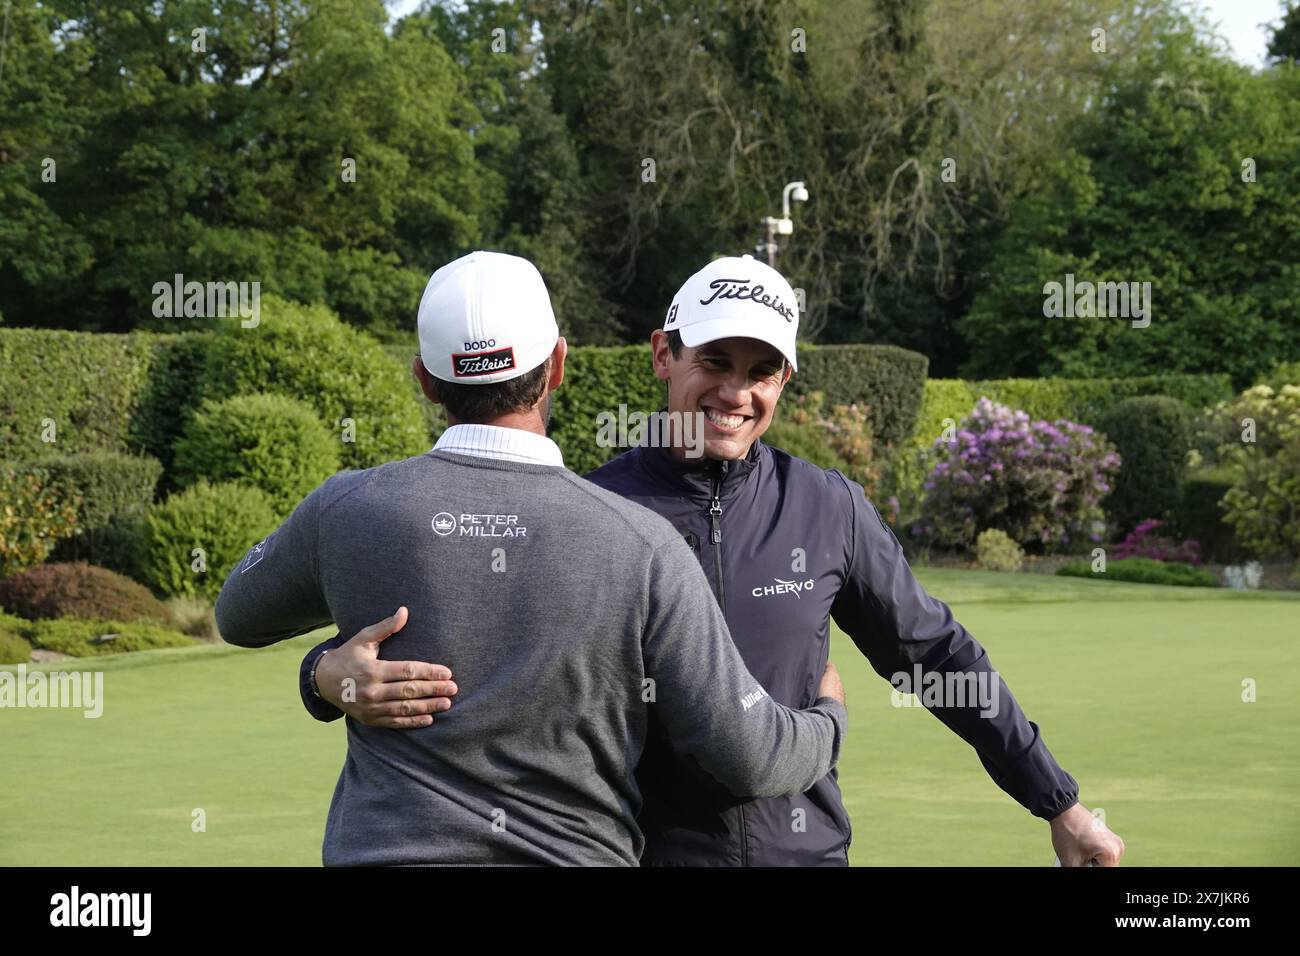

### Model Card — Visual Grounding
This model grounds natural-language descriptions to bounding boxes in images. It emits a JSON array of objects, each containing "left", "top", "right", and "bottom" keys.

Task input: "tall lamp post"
[{"left": 758, "top": 180, "right": 809, "bottom": 267}]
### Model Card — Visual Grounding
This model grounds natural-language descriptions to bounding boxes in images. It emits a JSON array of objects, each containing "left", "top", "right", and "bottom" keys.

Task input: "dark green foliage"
[{"left": 1096, "top": 397, "right": 1195, "bottom": 532}]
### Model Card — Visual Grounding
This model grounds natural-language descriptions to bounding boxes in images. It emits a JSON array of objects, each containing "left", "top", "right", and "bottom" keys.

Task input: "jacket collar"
[{"left": 635, "top": 437, "right": 764, "bottom": 501}]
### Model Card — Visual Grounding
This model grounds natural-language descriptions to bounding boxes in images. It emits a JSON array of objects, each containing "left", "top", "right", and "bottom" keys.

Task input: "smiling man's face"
[{"left": 651, "top": 330, "right": 792, "bottom": 461}]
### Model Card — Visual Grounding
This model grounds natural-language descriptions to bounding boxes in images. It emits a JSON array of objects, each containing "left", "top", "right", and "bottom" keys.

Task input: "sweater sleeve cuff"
[
  {"left": 299, "top": 636, "right": 347, "bottom": 723},
  {"left": 813, "top": 696, "right": 849, "bottom": 764}
]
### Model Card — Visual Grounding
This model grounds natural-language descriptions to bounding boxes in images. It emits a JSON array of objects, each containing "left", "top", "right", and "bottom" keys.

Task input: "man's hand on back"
[{"left": 315, "top": 606, "right": 458, "bottom": 729}]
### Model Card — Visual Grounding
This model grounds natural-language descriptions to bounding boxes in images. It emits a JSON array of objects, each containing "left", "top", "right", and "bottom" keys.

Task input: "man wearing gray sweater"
[{"left": 214, "top": 251, "right": 847, "bottom": 866}]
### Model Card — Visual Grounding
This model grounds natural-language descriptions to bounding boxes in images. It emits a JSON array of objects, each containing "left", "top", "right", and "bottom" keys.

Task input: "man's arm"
[
  {"left": 828, "top": 472, "right": 1079, "bottom": 822},
  {"left": 642, "top": 535, "right": 847, "bottom": 800},
  {"left": 215, "top": 484, "right": 332, "bottom": 647}
]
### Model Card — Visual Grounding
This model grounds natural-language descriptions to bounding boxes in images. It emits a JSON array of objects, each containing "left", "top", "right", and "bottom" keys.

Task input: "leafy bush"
[
  {"left": 381, "top": 343, "right": 446, "bottom": 446},
  {"left": 918, "top": 398, "right": 1120, "bottom": 552},
  {"left": 134, "top": 481, "right": 279, "bottom": 601},
  {"left": 0, "top": 465, "right": 79, "bottom": 577},
  {"left": 17, "top": 452, "right": 162, "bottom": 568},
  {"left": 1096, "top": 396, "right": 1195, "bottom": 532},
  {"left": 765, "top": 391, "right": 880, "bottom": 495},
  {"left": 975, "top": 529, "right": 1025, "bottom": 572},
  {"left": 0, "top": 612, "right": 32, "bottom": 664},
  {"left": 1056, "top": 556, "right": 1217, "bottom": 588},
  {"left": 1173, "top": 476, "right": 1242, "bottom": 563},
  {"left": 0, "top": 562, "right": 173, "bottom": 624},
  {"left": 1112, "top": 519, "right": 1202, "bottom": 564},
  {"left": 172, "top": 392, "right": 341, "bottom": 517},
  {"left": 1213, "top": 384, "right": 1300, "bottom": 559},
  {"left": 190, "top": 296, "right": 428, "bottom": 470},
  {"left": 23, "top": 618, "right": 196, "bottom": 657}
]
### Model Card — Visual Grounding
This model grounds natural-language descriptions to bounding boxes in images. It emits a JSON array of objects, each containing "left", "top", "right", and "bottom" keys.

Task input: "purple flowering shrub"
[
  {"left": 1113, "top": 518, "right": 1203, "bottom": 564},
  {"left": 918, "top": 398, "right": 1120, "bottom": 552}
]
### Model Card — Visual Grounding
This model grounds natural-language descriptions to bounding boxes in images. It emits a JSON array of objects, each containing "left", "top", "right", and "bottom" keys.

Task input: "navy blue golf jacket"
[{"left": 296, "top": 439, "right": 1079, "bottom": 866}]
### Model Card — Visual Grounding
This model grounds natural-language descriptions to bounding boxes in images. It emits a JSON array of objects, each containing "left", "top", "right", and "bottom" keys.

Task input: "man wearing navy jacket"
[{"left": 298, "top": 255, "right": 1125, "bottom": 868}]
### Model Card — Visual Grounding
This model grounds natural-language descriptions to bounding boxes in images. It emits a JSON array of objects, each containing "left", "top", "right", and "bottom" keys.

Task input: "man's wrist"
[{"left": 309, "top": 649, "right": 330, "bottom": 700}]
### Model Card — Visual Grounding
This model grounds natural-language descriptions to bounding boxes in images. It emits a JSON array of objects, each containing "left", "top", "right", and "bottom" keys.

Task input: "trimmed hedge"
[
  {"left": 549, "top": 345, "right": 663, "bottom": 475},
  {"left": 916, "top": 374, "right": 1232, "bottom": 445},
  {"left": 172, "top": 393, "right": 340, "bottom": 518},
  {"left": 1096, "top": 396, "right": 1195, "bottom": 533},
  {"left": 0, "top": 562, "right": 173, "bottom": 624},
  {"left": 16, "top": 452, "right": 162, "bottom": 567},
  {"left": 787, "top": 344, "right": 928, "bottom": 447},
  {"left": 0, "top": 329, "right": 158, "bottom": 459},
  {"left": 131, "top": 332, "right": 211, "bottom": 480},
  {"left": 1056, "top": 556, "right": 1217, "bottom": 588}
]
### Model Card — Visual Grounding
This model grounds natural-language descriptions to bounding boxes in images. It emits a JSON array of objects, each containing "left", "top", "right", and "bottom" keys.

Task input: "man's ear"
[
  {"left": 546, "top": 337, "right": 567, "bottom": 393},
  {"left": 650, "top": 329, "right": 673, "bottom": 383},
  {"left": 412, "top": 356, "right": 442, "bottom": 405}
]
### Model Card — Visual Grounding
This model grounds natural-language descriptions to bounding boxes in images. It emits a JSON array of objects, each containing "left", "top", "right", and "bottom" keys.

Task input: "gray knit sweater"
[{"left": 215, "top": 450, "right": 847, "bottom": 865}]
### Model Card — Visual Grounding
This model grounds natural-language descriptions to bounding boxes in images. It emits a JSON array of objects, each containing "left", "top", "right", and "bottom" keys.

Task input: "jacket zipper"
[{"left": 709, "top": 460, "right": 746, "bottom": 865}]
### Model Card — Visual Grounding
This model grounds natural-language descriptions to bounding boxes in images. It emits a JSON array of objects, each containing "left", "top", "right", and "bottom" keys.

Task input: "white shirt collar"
[{"left": 433, "top": 423, "right": 565, "bottom": 468}]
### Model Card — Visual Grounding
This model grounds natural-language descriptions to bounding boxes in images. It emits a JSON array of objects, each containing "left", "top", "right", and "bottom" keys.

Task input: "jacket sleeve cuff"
[{"left": 998, "top": 730, "right": 1079, "bottom": 820}]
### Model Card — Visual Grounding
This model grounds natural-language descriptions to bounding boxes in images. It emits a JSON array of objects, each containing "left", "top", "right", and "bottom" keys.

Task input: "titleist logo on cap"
[
  {"left": 699, "top": 278, "right": 796, "bottom": 322},
  {"left": 453, "top": 347, "right": 517, "bottom": 377}
]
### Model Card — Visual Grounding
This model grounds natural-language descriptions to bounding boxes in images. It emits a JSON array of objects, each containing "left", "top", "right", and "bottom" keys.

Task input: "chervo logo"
[{"left": 752, "top": 578, "right": 815, "bottom": 599}]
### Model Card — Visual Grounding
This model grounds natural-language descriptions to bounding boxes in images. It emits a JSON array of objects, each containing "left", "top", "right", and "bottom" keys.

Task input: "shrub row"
[{"left": 913, "top": 373, "right": 1232, "bottom": 445}]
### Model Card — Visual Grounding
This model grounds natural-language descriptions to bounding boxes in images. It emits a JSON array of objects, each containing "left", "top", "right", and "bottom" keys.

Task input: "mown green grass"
[{"left": 2, "top": 569, "right": 1296, "bottom": 865}]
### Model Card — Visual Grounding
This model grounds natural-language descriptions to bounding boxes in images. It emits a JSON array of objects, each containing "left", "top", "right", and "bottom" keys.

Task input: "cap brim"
[{"left": 676, "top": 316, "right": 797, "bottom": 372}]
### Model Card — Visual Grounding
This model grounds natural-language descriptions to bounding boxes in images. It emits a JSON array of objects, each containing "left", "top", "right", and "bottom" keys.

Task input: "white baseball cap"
[
  {"left": 417, "top": 251, "right": 560, "bottom": 384},
  {"left": 663, "top": 255, "right": 799, "bottom": 372}
]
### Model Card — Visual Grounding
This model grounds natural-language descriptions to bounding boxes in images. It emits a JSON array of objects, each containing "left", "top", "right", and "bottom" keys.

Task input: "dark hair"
[
  {"left": 431, "top": 359, "right": 551, "bottom": 423},
  {"left": 666, "top": 329, "right": 788, "bottom": 373}
]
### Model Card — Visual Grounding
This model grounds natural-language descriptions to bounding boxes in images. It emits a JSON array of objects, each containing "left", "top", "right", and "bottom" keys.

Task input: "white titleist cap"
[
  {"left": 417, "top": 251, "right": 560, "bottom": 384},
  {"left": 663, "top": 255, "right": 799, "bottom": 372}
]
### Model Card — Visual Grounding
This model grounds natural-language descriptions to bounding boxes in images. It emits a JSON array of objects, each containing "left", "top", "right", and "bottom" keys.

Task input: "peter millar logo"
[
  {"left": 699, "top": 278, "right": 795, "bottom": 322},
  {"left": 453, "top": 345, "right": 516, "bottom": 377},
  {"left": 752, "top": 577, "right": 815, "bottom": 599},
  {"left": 431, "top": 511, "right": 528, "bottom": 538}
]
